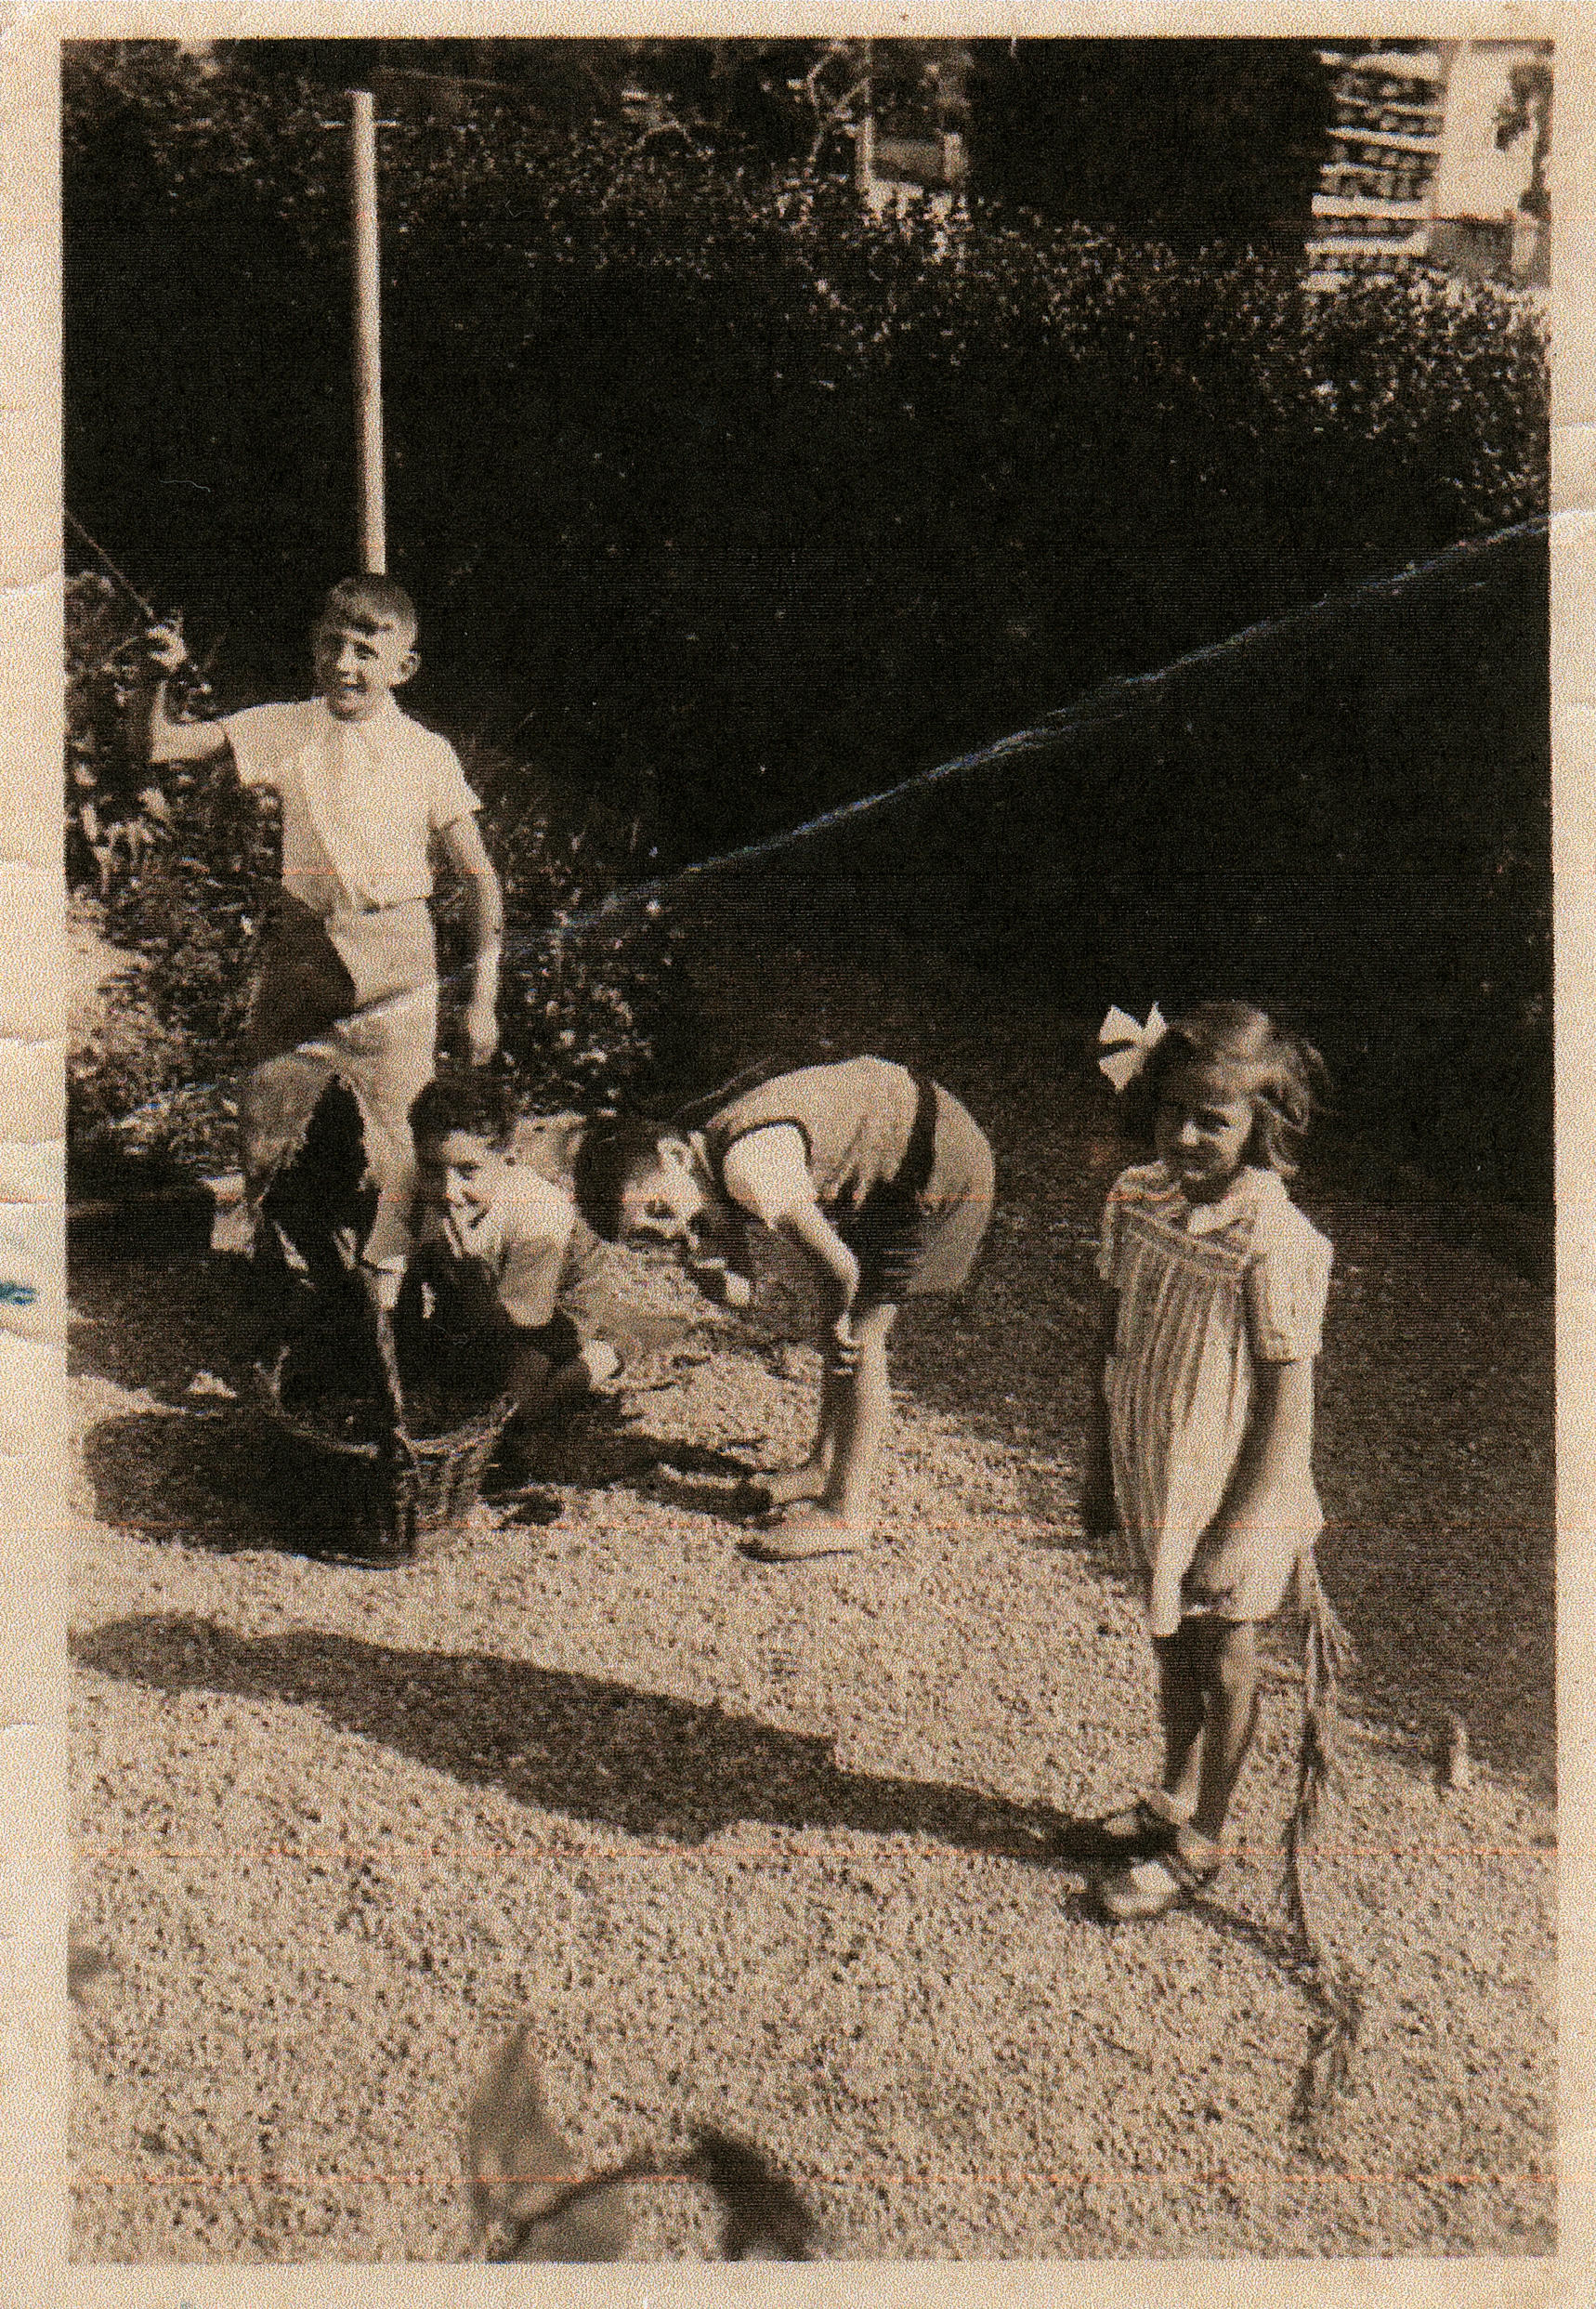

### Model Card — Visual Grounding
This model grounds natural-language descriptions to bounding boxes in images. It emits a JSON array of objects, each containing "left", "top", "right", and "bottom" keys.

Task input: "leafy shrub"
[
  {"left": 63, "top": 48, "right": 1549, "bottom": 1196},
  {"left": 66, "top": 574, "right": 278, "bottom": 1167},
  {"left": 438, "top": 740, "right": 687, "bottom": 1115}
]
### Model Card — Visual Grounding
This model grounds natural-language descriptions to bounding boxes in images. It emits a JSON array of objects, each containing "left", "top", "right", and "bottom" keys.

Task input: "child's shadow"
[
  {"left": 73, "top": 1610, "right": 1072, "bottom": 1863},
  {"left": 634, "top": 1439, "right": 764, "bottom": 1525},
  {"left": 82, "top": 1406, "right": 326, "bottom": 1555},
  {"left": 516, "top": 1418, "right": 758, "bottom": 1526}
]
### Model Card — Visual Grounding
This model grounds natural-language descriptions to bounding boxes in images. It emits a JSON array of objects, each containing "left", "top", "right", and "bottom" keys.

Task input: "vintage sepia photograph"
[{"left": 53, "top": 19, "right": 1559, "bottom": 2278}]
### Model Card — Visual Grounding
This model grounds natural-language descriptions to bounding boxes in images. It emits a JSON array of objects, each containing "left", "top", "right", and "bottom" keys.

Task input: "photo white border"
[{"left": 4, "top": 4, "right": 1585, "bottom": 2302}]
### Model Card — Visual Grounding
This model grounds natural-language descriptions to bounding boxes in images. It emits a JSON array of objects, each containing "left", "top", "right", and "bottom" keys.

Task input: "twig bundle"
[{"left": 1281, "top": 1551, "right": 1364, "bottom": 2131}]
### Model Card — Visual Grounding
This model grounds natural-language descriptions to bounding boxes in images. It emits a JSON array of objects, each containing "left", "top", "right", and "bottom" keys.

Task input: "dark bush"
[
  {"left": 64, "top": 46, "right": 1547, "bottom": 859},
  {"left": 62, "top": 46, "right": 1549, "bottom": 1199},
  {"left": 438, "top": 739, "right": 687, "bottom": 1115}
]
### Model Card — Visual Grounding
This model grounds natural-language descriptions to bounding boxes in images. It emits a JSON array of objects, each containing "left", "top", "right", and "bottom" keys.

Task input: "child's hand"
[
  {"left": 1147, "top": 1569, "right": 1184, "bottom": 1641},
  {"left": 579, "top": 1339, "right": 621, "bottom": 1385},
  {"left": 145, "top": 622, "right": 190, "bottom": 675},
  {"left": 828, "top": 1310, "right": 860, "bottom": 1372},
  {"left": 1184, "top": 1518, "right": 1266, "bottom": 1618},
  {"left": 686, "top": 1256, "right": 752, "bottom": 1311}
]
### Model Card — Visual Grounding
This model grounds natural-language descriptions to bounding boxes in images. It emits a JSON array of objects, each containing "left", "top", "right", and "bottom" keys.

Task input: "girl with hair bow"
[{"left": 1080, "top": 999, "right": 1346, "bottom": 1932}]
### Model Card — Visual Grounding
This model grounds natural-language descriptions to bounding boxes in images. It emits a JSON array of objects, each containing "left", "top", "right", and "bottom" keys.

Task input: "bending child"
[
  {"left": 146, "top": 576, "right": 504, "bottom": 1318},
  {"left": 571, "top": 1056, "right": 995, "bottom": 1562},
  {"left": 1082, "top": 1001, "right": 1333, "bottom": 1922},
  {"left": 398, "top": 1069, "right": 621, "bottom": 1448}
]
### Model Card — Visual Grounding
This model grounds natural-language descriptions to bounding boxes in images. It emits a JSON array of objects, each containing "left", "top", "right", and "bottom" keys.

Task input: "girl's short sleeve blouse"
[{"left": 1244, "top": 1185, "right": 1333, "bottom": 1362}]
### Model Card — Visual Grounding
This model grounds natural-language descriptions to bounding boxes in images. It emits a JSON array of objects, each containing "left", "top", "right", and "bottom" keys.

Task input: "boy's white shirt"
[
  {"left": 717, "top": 1122, "right": 814, "bottom": 1227},
  {"left": 416, "top": 1164, "right": 577, "bottom": 1332},
  {"left": 221, "top": 694, "right": 479, "bottom": 917}
]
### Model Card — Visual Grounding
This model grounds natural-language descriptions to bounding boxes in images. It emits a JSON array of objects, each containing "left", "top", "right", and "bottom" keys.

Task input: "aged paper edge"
[{"left": 3, "top": 2, "right": 1588, "bottom": 2302}]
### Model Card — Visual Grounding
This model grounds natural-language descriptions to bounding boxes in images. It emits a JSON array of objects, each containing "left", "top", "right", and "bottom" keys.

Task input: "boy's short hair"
[
  {"left": 410, "top": 1068, "right": 517, "bottom": 1151},
  {"left": 322, "top": 573, "right": 418, "bottom": 642},
  {"left": 569, "top": 1121, "right": 672, "bottom": 1241}
]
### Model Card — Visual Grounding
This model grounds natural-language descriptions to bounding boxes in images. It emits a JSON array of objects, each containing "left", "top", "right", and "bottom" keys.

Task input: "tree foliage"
[{"left": 64, "top": 43, "right": 1546, "bottom": 857}]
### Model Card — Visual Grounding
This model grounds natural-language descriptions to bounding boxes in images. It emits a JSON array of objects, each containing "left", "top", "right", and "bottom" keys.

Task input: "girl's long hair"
[{"left": 1132, "top": 1001, "right": 1330, "bottom": 1177}]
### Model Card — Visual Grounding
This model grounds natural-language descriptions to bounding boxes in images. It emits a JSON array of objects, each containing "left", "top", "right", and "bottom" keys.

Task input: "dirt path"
[{"left": 68, "top": 916, "right": 1554, "bottom": 2263}]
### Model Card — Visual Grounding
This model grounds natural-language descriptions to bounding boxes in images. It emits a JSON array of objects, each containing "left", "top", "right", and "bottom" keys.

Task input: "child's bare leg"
[
  {"left": 497, "top": 1346, "right": 565, "bottom": 1476},
  {"left": 746, "top": 1360, "right": 843, "bottom": 1507},
  {"left": 1154, "top": 1623, "right": 1209, "bottom": 1816},
  {"left": 1189, "top": 1619, "right": 1260, "bottom": 1844},
  {"left": 1096, "top": 1619, "right": 1256, "bottom": 1921},
  {"left": 504, "top": 1344, "right": 557, "bottom": 1421},
  {"left": 820, "top": 1300, "right": 896, "bottom": 1525},
  {"left": 534, "top": 1356, "right": 602, "bottom": 1418},
  {"left": 754, "top": 1303, "right": 897, "bottom": 1555}
]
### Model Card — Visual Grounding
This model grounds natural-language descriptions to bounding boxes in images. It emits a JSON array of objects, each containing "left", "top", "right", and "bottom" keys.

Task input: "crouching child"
[
  {"left": 397, "top": 1070, "right": 622, "bottom": 1457},
  {"left": 571, "top": 1056, "right": 995, "bottom": 1561}
]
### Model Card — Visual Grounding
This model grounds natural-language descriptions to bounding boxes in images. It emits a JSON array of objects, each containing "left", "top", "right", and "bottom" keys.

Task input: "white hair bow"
[{"left": 1097, "top": 1004, "right": 1168, "bottom": 1093}]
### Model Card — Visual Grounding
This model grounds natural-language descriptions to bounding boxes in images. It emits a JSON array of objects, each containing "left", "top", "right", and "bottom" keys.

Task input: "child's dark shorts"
[
  {"left": 839, "top": 1079, "right": 995, "bottom": 1304},
  {"left": 395, "top": 1267, "right": 583, "bottom": 1405}
]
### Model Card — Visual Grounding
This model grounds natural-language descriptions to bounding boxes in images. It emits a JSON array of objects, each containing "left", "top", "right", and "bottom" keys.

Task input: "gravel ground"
[{"left": 68, "top": 918, "right": 1555, "bottom": 2263}]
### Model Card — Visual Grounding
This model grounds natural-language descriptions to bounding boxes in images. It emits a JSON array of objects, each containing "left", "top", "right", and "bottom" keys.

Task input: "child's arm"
[
  {"left": 1147, "top": 1531, "right": 1201, "bottom": 1640},
  {"left": 144, "top": 627, "right": 230, "bottom": 765},
  {"left": 149, "top": 680, "right": 230, "bottom": 764},
  {"left": 774, "top": 1198, "right": 862, "bottom": 1355},
  {"left": 438, "top": 812, "right": 504, "bottom": 1065},
  {"left": 1079, "top": 1284, "right": 1119, "bottom": 1538},
  {"left": 556, "top": 1214, "right": 626, "bottom": 1379}
]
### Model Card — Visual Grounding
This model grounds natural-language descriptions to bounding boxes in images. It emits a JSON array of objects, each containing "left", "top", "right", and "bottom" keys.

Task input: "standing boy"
[
  {"left": 571, "top": 1056, "right": 995, "bottom": 1560},
  {"left": 147, "top": 576, "right": 503, "bottom": 1313}
]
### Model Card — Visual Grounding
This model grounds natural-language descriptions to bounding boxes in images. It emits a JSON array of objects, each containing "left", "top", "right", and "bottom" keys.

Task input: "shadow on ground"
[
  {"left": 73, "top": 1610, "right": 1079, "bottom": 1863},
  {"left": 80, "top": 1410, "right": 318, "bottom": 1555},
  {"left": 78, "top": 1388, "right": 764, "bottom": 1560}
]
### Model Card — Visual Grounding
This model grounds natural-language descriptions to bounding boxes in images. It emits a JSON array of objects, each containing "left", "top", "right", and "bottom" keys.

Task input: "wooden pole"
[{"left": 349, "top": 89, "right": 386, "bottom": 574}]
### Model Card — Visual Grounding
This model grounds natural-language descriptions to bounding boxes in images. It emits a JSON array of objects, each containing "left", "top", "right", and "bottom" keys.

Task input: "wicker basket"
[{"left": 256, "top": 1349, "right": 517, "bottom": 1560}]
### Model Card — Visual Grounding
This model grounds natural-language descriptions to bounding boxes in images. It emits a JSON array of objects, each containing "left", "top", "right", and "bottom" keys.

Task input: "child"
[
  {"left": 397, "top": 1069, "right": 622, "bottom": 1439},
  {"left": 1081, "top": 1001, "right": 1333, "bottom": 1922},
  {"left": 146, "top": 576, "right": 504, "bottom": 1313},
  {"left": 571, "top": 1056, "right": 995, "bottom": 1561}
]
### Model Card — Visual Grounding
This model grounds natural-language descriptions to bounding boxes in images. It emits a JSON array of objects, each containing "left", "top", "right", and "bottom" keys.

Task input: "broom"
[{"left": 1281, "top": 1549, "right": 1364, "bottom": 2129}]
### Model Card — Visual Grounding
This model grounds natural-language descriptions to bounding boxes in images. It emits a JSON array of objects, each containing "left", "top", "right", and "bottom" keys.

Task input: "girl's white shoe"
[{"left": 1095, "top": 1830, "right": 1223, "bottom": 1922}]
